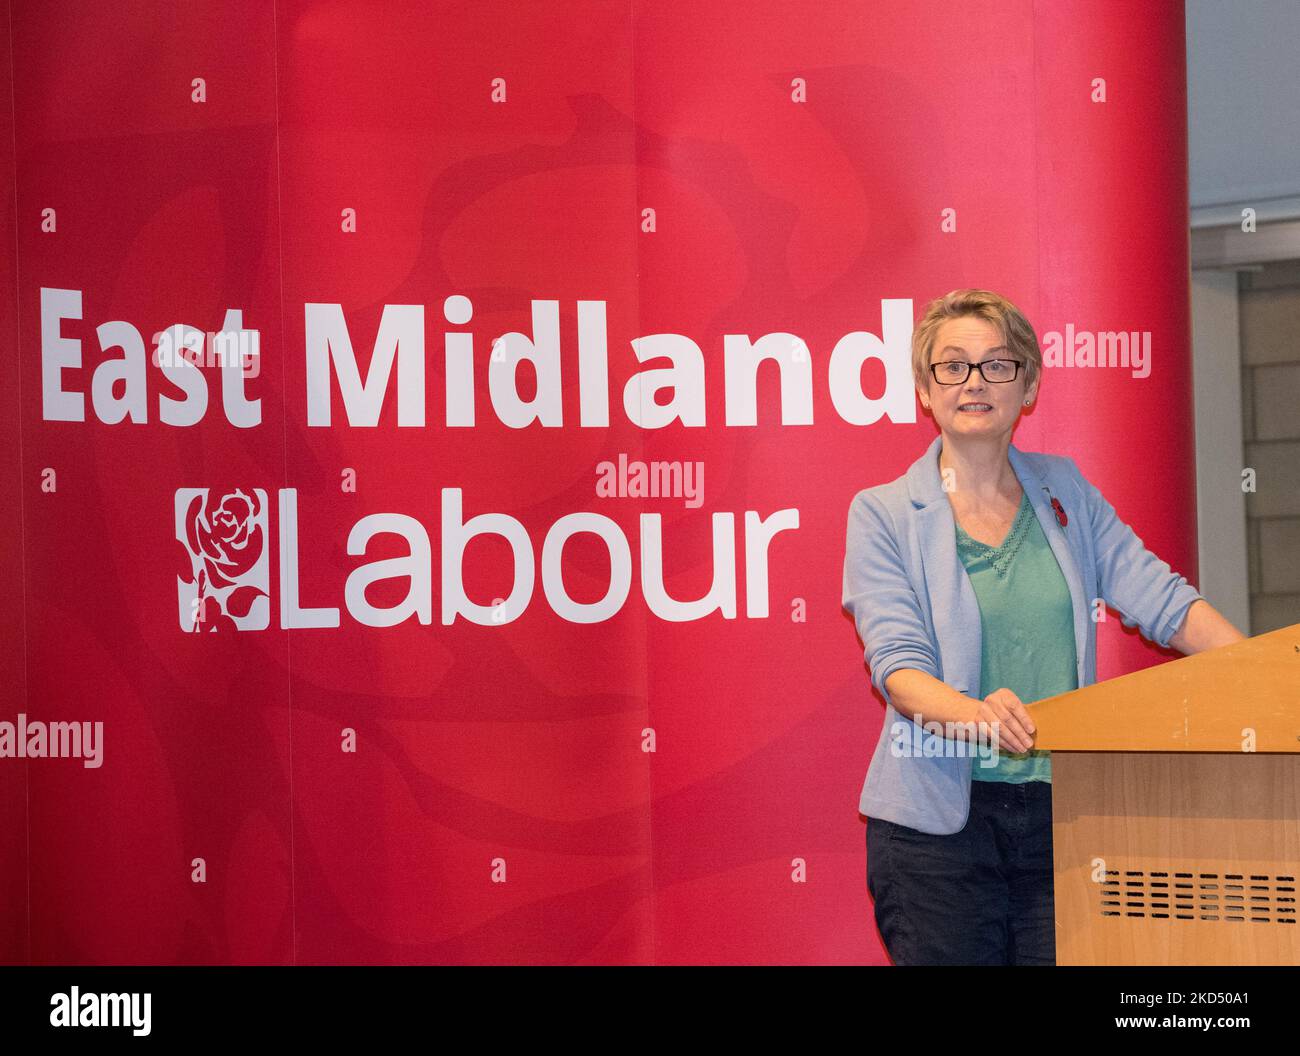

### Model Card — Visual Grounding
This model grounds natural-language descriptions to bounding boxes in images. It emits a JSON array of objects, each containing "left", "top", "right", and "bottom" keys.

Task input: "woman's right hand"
[{"left": 970, "top": 688, "right": 1036, "bottom": 754}]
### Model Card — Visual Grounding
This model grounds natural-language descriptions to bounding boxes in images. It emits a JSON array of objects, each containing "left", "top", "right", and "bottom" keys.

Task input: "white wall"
[
  {"left": 1187, "top": 0, "right": 1300, "bottom": 216},
  {"left": 1189, "top": 269, "right": 1251, "bottom": 632}
]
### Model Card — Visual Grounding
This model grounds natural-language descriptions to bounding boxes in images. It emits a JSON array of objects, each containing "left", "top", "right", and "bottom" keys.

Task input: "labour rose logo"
[{"left": 175, "top": 488, "right": 270, "bottom": 631}]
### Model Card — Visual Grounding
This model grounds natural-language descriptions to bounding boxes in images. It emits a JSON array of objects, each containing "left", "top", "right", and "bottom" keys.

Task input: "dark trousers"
[{"left": 866, "top": 779, "right": 1055, "bottom": 965}]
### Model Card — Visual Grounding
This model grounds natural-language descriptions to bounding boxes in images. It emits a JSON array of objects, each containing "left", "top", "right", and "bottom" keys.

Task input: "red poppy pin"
[{"left": 1050, "top": 497, "right": 1068, "bottom": 527}]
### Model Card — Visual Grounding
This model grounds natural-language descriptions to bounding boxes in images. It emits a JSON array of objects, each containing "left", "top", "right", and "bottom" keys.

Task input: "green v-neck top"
[{"left": 953, "top": 489, "right": 1078, "bottom": 783}]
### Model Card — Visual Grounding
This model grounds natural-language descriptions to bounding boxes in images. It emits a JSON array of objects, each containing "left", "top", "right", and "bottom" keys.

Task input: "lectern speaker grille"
[
  {"left": 1098, "top": 867, "right": 1298, "bottom": 924},
  {"left": 1052, "top": 749, "right": 1300, "bottom": 963}
]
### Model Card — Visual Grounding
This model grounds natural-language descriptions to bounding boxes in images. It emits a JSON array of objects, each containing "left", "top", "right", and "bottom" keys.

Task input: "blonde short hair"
[{"left": 911, "top": 289, "right": 1042, "bottom": 394}]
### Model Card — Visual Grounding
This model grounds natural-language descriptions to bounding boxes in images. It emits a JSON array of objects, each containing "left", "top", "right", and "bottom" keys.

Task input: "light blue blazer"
[{"left": 842, "top": 433, "right": 1204, "bottom": 835}]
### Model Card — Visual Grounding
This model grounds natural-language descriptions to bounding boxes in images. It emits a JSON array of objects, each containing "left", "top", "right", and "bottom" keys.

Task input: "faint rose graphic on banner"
[{"left": 175, "top": 488, "right": 270, "bottom": 631}]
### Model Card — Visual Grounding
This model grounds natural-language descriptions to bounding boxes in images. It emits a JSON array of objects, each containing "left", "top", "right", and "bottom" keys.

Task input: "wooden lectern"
[{"left": 1031, "top": 622, "right": 1300, "bottom": 965}]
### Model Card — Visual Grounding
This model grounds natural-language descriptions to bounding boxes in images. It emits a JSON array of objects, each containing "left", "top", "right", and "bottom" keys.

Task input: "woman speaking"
[{"left": 841, "top": 289, "right": 1245, "bottom": 966}]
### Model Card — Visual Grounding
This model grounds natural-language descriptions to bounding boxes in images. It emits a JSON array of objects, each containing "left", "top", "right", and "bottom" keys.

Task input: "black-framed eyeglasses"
[{"left": 929, "top": 359, "right": 1023, "bottom": 385}]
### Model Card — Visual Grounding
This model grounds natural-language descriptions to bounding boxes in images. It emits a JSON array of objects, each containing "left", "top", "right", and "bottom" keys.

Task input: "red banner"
[{"left": 0, "top": 0, "right": 1196, "bottom": 964}]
